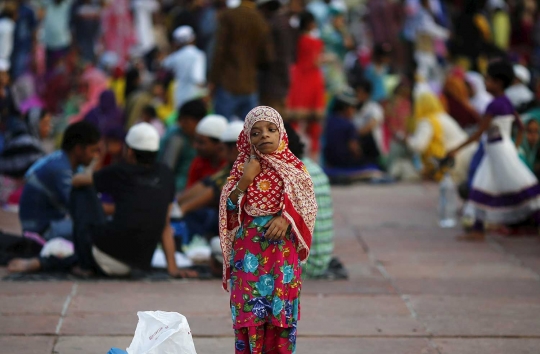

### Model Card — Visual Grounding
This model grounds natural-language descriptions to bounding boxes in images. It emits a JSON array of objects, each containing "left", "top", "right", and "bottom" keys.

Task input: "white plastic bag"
[{"left": 126, "top": 311, "right": 197, "bottom": 354}]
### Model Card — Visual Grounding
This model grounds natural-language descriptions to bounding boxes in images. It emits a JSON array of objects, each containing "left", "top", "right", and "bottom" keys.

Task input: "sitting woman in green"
[{"left": 519, "top": 116, "right": 540, "bottom": 179}]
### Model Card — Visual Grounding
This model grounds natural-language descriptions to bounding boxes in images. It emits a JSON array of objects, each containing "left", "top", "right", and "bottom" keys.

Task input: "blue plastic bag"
[{"left": 107, "top": 348, "right": 128, "bottom": 354}]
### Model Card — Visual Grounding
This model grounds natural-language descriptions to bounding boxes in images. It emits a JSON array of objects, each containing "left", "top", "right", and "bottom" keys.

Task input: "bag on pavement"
[
  {"left": 107, "top": 349, "right": 128, "bottom": 354},
  {"left": 126, "top": 311, "right": 197, "bottom": 354}
]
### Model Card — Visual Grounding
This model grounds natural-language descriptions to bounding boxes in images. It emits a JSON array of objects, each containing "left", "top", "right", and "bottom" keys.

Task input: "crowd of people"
[
  {"left": 1, "top": 1, "right": 540, "bottom": 352},
  {"left": 1, "top": 0, "right": 540, "bottom": 277}
]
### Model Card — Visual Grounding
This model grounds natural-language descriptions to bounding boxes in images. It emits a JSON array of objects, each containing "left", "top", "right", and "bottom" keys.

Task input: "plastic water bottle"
[{"left": 439, "top": 173, "right": 457, "bottom": 228}]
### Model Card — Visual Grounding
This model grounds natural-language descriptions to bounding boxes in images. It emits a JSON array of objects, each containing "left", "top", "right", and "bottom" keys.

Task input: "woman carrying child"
[
  {"left": 448, "top": 59, "right": 540, "bottom": 241},
  {"left": 219, "top": 106, "right": 317, "bottom": 353}
]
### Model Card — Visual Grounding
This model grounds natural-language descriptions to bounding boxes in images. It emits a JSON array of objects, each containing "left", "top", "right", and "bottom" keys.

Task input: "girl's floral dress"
[
  {"left": 219, "top": 106, "right": 318, "bottom": 354},
  {"left": 227, "top": 199, "right": 301, "bottom": 353}
]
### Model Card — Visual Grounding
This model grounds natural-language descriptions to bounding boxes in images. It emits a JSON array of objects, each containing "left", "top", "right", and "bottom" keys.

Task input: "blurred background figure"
[{"left": 209, "top": 0, "right": 274, "bottom": 120}]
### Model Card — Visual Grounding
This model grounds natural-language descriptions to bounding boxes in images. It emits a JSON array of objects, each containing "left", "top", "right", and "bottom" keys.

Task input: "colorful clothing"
[
  {"left": 219, "top": 106, "right": 317, "bottom": 352},
  {"left": 407, "top": 92, "right": 446, "bottom": 180},
  {"left": 101, "top": 0, "right": 135, "bottom": 67},
  {"left": 321, "top": 24, "right": 348, "bottom": 95},
  {"left": 301, "top": 158, "right": 333, "bottom": 279},
  {"left": 442, "top": 74, "right": 479, "bottom": 130},
  {"left": 364, "top": 64, "right": 388, "bottom": 103},
  {"left": 83, "top": 90, "right": 124, "bottom": 135},
  {"left": 466, "top": 95, "right": 540, "bottom": 226},
  {"left": 186, "top": 156, "right": 226, "bottom": 189},
  {"left": 287, "top": 34, "right": 325, "bottom": 114},
  {"left": 235, "top": 323, "right": 297, "bottom": 354},
  {"left": 229, "top": 214, "right": 302, "bottom": 329}
]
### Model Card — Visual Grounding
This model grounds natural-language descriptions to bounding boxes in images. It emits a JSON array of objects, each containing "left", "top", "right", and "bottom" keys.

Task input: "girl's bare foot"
[
  {"left": 7, "top": 258, "right": 41, "bottom": 273},
  {"left": 456, "top": 232, "right": 485, "bottom": 242}
]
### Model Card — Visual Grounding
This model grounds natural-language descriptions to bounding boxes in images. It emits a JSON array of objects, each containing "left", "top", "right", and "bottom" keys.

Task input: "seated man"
[
  {"left": 18, "top": 121, "right": 101, "bottom": 241},
  {"left": 324, "top": 89, "right": 384, "bottom": 183},
  {"left": 353, "top": 80, "right": 385, "bottom": 165},
  {"left": 176, "top": 121, "right": 244, "bottom": 241},
  {"left": 158, "top": 99, "right": 207, "bottom": 192},
  {"left": 9, "top": 123, "right": 195, "bottom": 278},
  {"left": 184, "top": 114, "right": 228, "bottom": 188}
]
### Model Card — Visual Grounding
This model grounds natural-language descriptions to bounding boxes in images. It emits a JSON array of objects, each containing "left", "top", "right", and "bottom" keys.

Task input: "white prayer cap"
[
  {"left": 0, "top": 58, "right": 10, "bottom": 72},
  {"left": 221, "top": 121, "right": 245, "bottom": 143},
  {"left": 227, "top": 0, "right": 240, "bottom": 8},
  {"left": 514, "top": 65, "right": 531, "bottom": 85},
  {"left": 126, "top": 122, "right": 160, "bottom": 152},
  {"left": 173, "top": 26, "right": 196, "bottom": 44},
  {"left": 196, "top": 115, "right": 229, "bottom": 139}
]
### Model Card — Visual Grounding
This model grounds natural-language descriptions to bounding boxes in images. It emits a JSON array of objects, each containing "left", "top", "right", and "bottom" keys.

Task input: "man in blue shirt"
[{"left": 18, "top": 121, "right": 101, "bottom": 239}]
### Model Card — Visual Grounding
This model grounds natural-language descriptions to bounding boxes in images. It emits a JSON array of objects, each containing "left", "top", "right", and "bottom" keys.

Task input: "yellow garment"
[
  {"left": 107, "top": 78, "right": 126, "bottom": 107},
  {"left": 414, "top": 92, "right": 447, "bottom": 180},
  {"left": 474, "top": 14, "right": 492, "bottom": 42},
  {"left": 492, "top": 12, "right": 510, "bottom": 50},
  {"left": 156, "top": 81, "right": 175, "bottom": 121}
]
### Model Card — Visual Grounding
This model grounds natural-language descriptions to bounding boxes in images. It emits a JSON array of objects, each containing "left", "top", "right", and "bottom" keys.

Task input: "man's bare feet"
[
  {"left": 7, "top": 258, "right": 41, "bottom": 273},
  {"left": 71, "top": 266, "right": 95, "bottom": 278},
  {"left": 457, "top": 232, "right": 485, "bottom": 242}
]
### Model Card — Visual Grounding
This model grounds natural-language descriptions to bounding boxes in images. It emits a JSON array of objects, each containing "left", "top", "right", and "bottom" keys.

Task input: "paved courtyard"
[{"left": 1, "top": 183, "right": 540, "bottom": 354}]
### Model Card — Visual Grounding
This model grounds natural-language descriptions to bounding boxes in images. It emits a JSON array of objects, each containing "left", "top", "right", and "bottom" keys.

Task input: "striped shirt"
[{"left": 302, "top": 158, "right": 334, "bottom": 278}]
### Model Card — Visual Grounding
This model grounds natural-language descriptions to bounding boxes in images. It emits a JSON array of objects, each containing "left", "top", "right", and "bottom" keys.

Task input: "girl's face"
[
  {"left": 526, "top": 120, "right": 540, "bottom": 146},
  {"left": 250, "top": 121, "right": 280, "bottom": 154}
]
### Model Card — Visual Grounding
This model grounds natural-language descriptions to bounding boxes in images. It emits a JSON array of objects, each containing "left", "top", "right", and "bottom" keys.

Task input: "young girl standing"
[
  {"left": 219, "top": 106, "right": 317, "bottom": 353},
  {"left": 448, "top": 59, "right": 540, "bottom": 240}
]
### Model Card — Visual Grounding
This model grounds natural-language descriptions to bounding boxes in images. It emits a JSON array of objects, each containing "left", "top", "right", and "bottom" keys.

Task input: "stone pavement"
[{"left": 1, "top": 183, "right": 540, "bottom": 354}]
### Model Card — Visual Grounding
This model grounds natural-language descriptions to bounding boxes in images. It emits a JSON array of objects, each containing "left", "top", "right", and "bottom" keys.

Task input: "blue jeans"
[
  {"left": 213, "top": 87, "right": 258, "bottom": 120},
  {"left": 183, "top": 208, "right": 219, "bottom": 242}
]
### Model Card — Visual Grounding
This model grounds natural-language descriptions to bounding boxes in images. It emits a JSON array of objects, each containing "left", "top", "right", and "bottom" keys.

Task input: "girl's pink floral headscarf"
[{"left": 219, "top": 106, "right": 317, "bottom": 290}]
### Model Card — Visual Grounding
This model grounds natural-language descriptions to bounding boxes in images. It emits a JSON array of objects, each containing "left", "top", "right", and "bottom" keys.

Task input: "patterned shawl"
[{"left": 219, "top": 106, "right": 317, "bottom": 291}]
